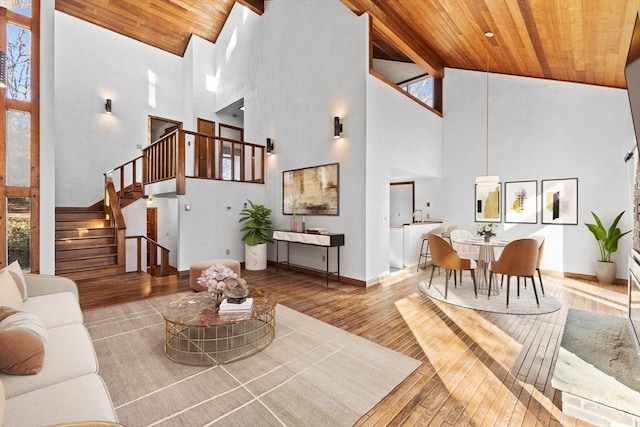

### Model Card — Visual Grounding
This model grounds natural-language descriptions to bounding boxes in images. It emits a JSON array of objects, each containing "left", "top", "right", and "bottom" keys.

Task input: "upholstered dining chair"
[
  {"left": 449, "top": 229, "right": 481, "bottom": 260},
  {"left": 416, "top": 225, "right": 447, "bottom": 271},
  {"left": 427, "top": 234, "right": 477, "bottom": 299},
  {"left": 488, "top": 238, "right": 539, "bottom": 308},
  {"left": 529, "top": 234, "right": 546, "bottom": 296},
  {"left": 441, "top": 224, "right": 459, "bottom": 243}
]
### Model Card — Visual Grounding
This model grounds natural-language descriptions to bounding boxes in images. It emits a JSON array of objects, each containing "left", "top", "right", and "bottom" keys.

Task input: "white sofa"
[{"left": 0, "top": 273, "right": 119, "bottom": 427}]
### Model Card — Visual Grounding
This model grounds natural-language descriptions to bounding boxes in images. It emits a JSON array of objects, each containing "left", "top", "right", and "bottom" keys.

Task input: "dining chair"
[
  {"left": 449, "top": 229, "right": 481, "bottom": 260},
  {"left": 449, "top": 229, "right": 481, "bottom": 283},
  {"left": 416, "top": 225, "right": 447, "bottom": 271},
  {"left": 529, "top": 234, "right": 546, "bottom": 296},
  {"left": 441, "top": 224, "right": 459, "bottom": 243},
  {"left": 427, "top": 234, "right": 477, "bottom": 299},
  {"left": 488, "top": 238, "right": 539, "bottom": 308}
]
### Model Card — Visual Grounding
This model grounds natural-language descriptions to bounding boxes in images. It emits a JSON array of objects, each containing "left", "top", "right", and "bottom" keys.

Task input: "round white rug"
[{"left": 418, "top": 275, "right": 562, "bottom": 315}]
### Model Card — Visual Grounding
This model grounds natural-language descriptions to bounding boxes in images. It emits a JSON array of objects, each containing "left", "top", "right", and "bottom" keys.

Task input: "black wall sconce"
[
  {"left": 0, "top": 51, "right": 6, "bottom": 89},
  {"left": 266, "top": 138, "right": 274, "bottom": 155},
  {"left": 333, "top": 116, "right": 343, "bottom": 139},
  {"left": 105, "top": 99, "right": 112, "bottom": 114}
]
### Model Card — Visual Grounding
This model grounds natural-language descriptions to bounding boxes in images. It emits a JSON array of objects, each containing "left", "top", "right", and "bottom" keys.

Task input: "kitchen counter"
[{"left": 390, "top": 222, "right": 443, "bottom": 269}]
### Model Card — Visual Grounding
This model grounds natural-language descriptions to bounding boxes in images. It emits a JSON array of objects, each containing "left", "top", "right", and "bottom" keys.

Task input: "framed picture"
[
  {"left": 283, "top": 163, "right": 339, "bottom": 215},
  {"left": 505, "top": 180, "right": 538, "bottom": 224},
  {"left": 541, "top": 178, "right": 578, "bottom": 225},
  {"left": 475, "top": 182, "right": 501, "bottom": 222}
]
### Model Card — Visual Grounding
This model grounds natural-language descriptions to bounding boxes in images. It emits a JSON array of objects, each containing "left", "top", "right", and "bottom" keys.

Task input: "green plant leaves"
[
  {"left": 584, "top": 211, "right": 631, "bottom": 262},
  {"left": 238, "top": 200, "right": 274, "bottom": 246}
]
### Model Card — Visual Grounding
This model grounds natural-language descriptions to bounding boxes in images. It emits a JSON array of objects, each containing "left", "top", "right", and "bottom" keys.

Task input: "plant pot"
[
  {"left": 595, "top": 260, "right": 616, "bottom": 284},
  {"left": 245, "top": 243, "right": 267, "bottom": 271}
]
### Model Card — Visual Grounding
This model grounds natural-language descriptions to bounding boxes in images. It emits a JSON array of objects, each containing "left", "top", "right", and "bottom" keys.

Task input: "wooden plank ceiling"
[{"left": 55, "top": 0, "right": 640, "bottom": 89}]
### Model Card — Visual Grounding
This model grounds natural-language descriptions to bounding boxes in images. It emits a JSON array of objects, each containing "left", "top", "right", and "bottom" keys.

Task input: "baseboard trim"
[{"left": 543, "top": 269, "right": 627, "bottom": 286}]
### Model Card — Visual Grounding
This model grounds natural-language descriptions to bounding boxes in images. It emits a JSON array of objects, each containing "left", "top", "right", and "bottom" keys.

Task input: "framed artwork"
[
  {"left": 475, "top": 182, "right": 501, "bottom": 222},
  {"left": 283, "top": 163, "right": 339, "bottom": 215},
  {"left": 541, "top": 178, "right": 578, "bottom": 225},
  {"left": 505, "top": 180, "right": 538, "bottom": 224}
]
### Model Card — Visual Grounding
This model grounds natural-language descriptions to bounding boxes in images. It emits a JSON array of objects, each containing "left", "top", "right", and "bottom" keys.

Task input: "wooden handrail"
[
  {"left": 104, "top": 181, "right": 126, "bottom": 272},
  {"left": 104, "top": 181, "right": 126, "bottom": 230},
  {"left": 125, "top": 235, "right": 171, "bottom": 277},
  {"left": 104, "top": 156, "right": 143, "bottom": 199}
]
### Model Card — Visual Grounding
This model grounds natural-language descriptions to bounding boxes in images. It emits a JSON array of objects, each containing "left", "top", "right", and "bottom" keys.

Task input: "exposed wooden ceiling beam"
[
  {"left": 340, "top": 0, "right": 445, "bottom": 78},
  {"left": 236, "top": 0, "right": 264, "bottom": 16}
]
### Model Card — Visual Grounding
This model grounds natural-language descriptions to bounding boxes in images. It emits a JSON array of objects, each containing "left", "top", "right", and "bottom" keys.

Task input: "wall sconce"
[
  {"left": 266, "top": 138, "right": 274, "bottom": 155},
  {"left": 334, "top": 116, "right": 343, "bottom": 139},
  {"left": 0, "top": 51, "right": 6, "bottom": 89},
  {"left": 105, "top": 99, "right": 112, "bottom": 114}
]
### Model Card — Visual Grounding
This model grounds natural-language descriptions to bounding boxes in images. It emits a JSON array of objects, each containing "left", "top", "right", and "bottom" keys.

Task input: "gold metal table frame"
[{"left": 161, "top": 288, "right": 276, "bottom": 365}]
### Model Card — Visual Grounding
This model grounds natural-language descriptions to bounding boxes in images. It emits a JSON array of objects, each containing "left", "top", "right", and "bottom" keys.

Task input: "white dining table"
[{"left": 459, "top": 238, "right": 511, "bottom": 295}]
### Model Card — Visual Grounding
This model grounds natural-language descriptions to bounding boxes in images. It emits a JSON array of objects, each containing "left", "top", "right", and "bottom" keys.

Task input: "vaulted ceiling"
[{"left": 55, "top": 0, "right": 640, "bottom": 89}]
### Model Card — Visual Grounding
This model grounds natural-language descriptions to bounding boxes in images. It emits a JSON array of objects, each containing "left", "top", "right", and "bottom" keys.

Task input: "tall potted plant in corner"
[
  {"left": 239, "top": 200, "right": 273, "bottom": 271},
  {"left": 584, "top": 211, "right": 631, "bottom": 283}
]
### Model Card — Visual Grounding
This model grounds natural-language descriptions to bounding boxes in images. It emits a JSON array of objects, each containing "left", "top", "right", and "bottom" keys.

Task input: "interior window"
[{"left": 400, "top": 75, "right": 434, "bottom": 108}]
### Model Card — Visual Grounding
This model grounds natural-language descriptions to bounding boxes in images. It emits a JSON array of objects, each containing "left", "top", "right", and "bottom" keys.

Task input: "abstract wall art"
[
  {"left": 475, "top": 183, "right": 501, "bottom": 222},
  {"left": 505, "top": 180, "right": 538, "bottom": 224},
  {"left": 283, "top": 163, "right": 339, "bottom": 216},
  {"left": 541, "top": 178, "right": 578, "bottom": 225}
]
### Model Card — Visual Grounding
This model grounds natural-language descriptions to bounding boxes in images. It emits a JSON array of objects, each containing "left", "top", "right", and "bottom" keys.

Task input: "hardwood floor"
[{"left": 76, "top": 265, "right": 628, "bottom": 426}]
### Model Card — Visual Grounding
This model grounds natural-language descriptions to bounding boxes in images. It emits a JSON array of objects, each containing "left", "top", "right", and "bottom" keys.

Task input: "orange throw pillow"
[{"left": 0, "top": 307, "right": 45, "bottom": 375}]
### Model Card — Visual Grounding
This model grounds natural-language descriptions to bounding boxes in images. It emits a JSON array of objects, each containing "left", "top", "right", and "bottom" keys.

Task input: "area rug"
[
  {"left": 418, "top": 274, "right": 561, "bottom": 315},
  {"left": 83, "top": 292, "right": 420, "bottom": 426}
]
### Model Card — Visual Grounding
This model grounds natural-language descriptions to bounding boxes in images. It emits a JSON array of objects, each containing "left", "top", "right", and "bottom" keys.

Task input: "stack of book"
[{"left": 219, "top": 297, "right": 254, "bottom": 313}]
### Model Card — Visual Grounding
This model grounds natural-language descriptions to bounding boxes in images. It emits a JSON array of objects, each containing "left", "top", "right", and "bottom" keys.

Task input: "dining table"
[{"left": 459, "top": 237, "right": 511, "bottom": 295}]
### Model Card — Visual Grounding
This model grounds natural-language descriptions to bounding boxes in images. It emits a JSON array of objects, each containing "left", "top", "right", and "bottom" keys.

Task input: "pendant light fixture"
[{"left": 475, "top": 31, "right": 499, "bottom": 192}]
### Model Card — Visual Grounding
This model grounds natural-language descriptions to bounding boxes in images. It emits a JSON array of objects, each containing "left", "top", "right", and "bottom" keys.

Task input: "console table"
[{"left": 272, "top": 230, "right": 345, "bottom": 285}]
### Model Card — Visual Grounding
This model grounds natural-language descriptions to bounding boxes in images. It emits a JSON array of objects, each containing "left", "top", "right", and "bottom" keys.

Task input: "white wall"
[
  {"left": 212, "top": 0, "right": 370, "bottom": 281},
  {"left": 53, "top": 12, "right": 185, "bottom": 207},
  {"left": 443, "top": 68, "right": 635, "bottom": 279},
  {"left": 122, "top": 199, "right": 147, "bottom": 272},
  {"left": 40, "top": 0, "right": 56, "bottom": 273},
  {"left": 366, "top": 75, "right": 443, "bottom": 282},
  {"left": 176, "top": 179, "right": 265, "bottom": 271}
]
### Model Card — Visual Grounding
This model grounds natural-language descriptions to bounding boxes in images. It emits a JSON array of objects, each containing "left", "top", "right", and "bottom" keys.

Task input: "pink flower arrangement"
[{"left": 197, "top": 264, "right": 238, "bottom": 293}]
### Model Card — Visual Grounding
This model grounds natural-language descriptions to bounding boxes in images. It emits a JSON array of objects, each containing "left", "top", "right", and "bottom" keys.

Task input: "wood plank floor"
[{"left": 76, "top": 265, "right": 628, "bottom": 426}]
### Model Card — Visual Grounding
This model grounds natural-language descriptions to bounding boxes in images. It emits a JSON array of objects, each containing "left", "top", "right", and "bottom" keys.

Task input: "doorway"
[{"left": 146, "top": 207, "right": 157, "bottom": 269}]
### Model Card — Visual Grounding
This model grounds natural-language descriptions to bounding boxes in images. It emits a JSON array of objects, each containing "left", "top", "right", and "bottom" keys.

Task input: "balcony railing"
[{"left": 142, "top": 130, "right": 266, "bottom": 194}]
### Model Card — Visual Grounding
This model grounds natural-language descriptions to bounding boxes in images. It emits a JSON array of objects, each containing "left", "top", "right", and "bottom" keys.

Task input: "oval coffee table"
[{"left": 161, "top": 288, "right": 276, "bottom": 365}]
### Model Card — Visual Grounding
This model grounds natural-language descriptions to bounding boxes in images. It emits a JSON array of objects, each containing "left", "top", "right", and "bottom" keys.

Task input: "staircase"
[{"left": 55, "top": 207, "right": 123, "bottom": 280}]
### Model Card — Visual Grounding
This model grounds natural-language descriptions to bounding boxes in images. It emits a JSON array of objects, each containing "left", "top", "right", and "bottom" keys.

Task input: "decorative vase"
[
  {"left": 291, "top": 216, "right": 298, "bottom": 232},
  {"left": 484, "top": 236, "right": 490, "bottom": 242},
  {"left": 595, "top": 260, "right": 616, "bottom": 284},
  {"left": 208, "top": 289, "right": 224, "bottom": 307}
]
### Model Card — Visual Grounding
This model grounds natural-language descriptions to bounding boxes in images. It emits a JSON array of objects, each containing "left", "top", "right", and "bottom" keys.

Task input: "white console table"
[{"left": 272, "top": 231, "right": 345, "bottom": 285}]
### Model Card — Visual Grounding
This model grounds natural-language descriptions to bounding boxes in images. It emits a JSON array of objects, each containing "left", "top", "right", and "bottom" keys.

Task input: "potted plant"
[
  {"left": 584, "top": 211, "right": 631, "bottom": 283},
  {"left": 239, "top": 200, "right": 273, "bottom": 270}
]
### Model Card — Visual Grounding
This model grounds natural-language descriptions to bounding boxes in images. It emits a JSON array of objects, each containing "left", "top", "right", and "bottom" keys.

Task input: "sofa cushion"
[
  {"left": 1, "top": 323, "right": 98, "bottom": 398},
  {"left": 4, "top": 374, "right": 118, "bottom": 427},
  {"left": 0, "top": 271, "right": 23, "bottom": 311},
  {"left": 0, "top": 262, "right": 27, "bottom": 301},
  {"left": 23, "top": 292, "right": 83, "bottom": 328}
]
